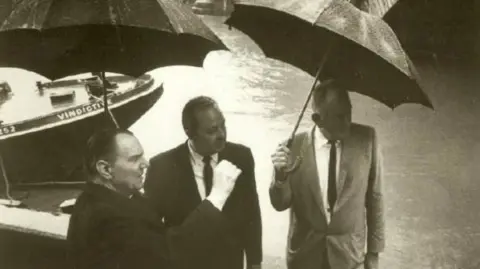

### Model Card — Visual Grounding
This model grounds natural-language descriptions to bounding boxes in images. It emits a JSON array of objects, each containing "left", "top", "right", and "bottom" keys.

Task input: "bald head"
[
  {"left": 85, "top": 128, "right": 135, "bottom": 177},
  {"left": 311, "top": 80, "right": 352, "bottom": 140},
  {"left": 85, "top": 128, "right": 149, "bottom": 196}
]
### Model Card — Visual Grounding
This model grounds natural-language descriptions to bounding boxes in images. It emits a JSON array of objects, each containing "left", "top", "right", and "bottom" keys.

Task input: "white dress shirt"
[
  {"left": 313, "top": 127, "right": 341, "bottom": 224},
  {"left": 188, "top": 140, "right": 219, "bottom": 200}
]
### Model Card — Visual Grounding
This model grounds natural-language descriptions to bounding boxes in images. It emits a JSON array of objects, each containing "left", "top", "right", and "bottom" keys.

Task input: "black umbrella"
[
  {"left": 0, "top": 0, "right": 227, "bottom": 81},
  {"left": 0, "top": 0, "right": 228, "bottom": 201},
  {"left": 0, "top": 0, "right": 227, "bottom": 131},
  {"left": 226, "top": 0, "right": 432, "bottom": 172},
  {"left": 226, "top": 0, "right": 431, "bottom": 109}
]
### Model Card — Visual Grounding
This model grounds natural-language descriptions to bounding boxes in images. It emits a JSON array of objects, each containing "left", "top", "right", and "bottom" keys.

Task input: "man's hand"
[
  {"left": 271, "top": 143, "right": 291, "bottom": 172},
  {"left": 364, "top": 252, "right": 379, "bottom": 269},
  {"left": 207, "top": 160, "right": 242, "bottom": 210}
]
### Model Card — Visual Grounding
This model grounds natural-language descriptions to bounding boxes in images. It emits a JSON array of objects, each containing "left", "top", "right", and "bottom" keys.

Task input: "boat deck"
[
  {"left": 0, "top": 187, "right": 81, "bottom": 240},
  {"left": 0, "top": 75, "right": 138, "bottom": 125},
  {"left": 0, "top": 205, "right": 70, "bottom": 240},
  {"left": 4, "top": 187, "right": 81, "bottom": 212}
]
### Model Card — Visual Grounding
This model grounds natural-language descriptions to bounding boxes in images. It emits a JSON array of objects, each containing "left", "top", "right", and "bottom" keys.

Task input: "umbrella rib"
[
  {"left": 106, "top": 0, "right": 126, "bottom": 51},
  {"left": 36, "top": 0, "right": 54, "bottom": 31},
  {"left": 155, "top": 0, "right": 182, "bottom": 34},
  {"left": 0, "top": 1, "right": 19, "bottom": 29},
  {"left": 314, "top": 0, "right": 335, "bottom": 20}
]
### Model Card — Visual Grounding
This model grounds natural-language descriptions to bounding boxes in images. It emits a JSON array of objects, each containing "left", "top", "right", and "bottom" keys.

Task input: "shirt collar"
[
  {"left": 314, "top": 126, "right": 328, "bottom": 146},
  {"left": 187, "top": 140, "right": 219, "bottom": 164},
  {"left": 314, "top": 126, "right": 339, "bottom": 146}
]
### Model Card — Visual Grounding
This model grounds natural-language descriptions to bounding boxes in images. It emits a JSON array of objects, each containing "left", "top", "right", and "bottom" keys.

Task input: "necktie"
[
  {"left": 328, "top": 140, "right": 337, "bottom": 214},
  {"left": 202, "top": 155, "right": 213, "bottom": 196}
]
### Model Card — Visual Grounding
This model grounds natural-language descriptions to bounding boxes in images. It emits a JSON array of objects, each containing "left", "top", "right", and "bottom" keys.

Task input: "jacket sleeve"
[
  {"left": 243, "top": 148, "right": 263, "bottom": 266},
  {"left": 105, "top": 201, "right": 228, "bottom": 269},
  {"left": 269, "top": 168, "right": 293, "bottom": 211},
  {"left": 366, "top": 129, "right": 386, "bottom": 253},
  {"left": 165, "top": 200, "right": 231, "bottom": 268},
  {"left": 101, "top": 215, "right": 169, "bottom": 269}
]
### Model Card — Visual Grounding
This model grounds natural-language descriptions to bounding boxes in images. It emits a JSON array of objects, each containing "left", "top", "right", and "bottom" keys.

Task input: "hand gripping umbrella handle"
[{"left": 281, "top": 40, "right": 335, "bottom": 179}]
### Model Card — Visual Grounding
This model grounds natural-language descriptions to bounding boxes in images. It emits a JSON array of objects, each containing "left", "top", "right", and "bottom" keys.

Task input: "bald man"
[
  {"left": 270, "top": 80, "right": 385, "bottom": 269},
  {"left": 67, "top": 128, "right": 242, "bottom": 269}
]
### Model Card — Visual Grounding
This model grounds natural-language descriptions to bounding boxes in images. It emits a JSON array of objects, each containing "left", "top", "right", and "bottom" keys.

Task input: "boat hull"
[{"left": 0, "top": 75, "right": 163, "bottom": 185}]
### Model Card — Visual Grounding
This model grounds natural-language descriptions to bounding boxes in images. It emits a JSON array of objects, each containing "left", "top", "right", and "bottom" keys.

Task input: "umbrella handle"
[{"left": 282, "top": 40, "right": 335, "bottom": 176}]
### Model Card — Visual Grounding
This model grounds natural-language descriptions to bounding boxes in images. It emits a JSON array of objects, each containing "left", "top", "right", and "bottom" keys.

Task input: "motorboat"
[
  {"left": 0, "top": 74, "right": 161, "bottom": 265},
  {"left": 0, "top": 73, "right": 163, "bottom": 212}
]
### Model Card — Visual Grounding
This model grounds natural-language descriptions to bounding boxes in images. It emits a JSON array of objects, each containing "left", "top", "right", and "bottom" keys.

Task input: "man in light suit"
[
  {"left": 144, "top": 96, "right": 262, "bottom": 269},
  {"left": 270, "top": 80, "right": 385, "bottom": 269}
]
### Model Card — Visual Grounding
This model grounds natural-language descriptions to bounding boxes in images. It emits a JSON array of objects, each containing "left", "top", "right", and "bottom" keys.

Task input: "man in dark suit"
[
  {"left": 144, "top": 96, "right": 263, "bottom": 269},
  {"left": 67, "top": 128, "right": 242, "bottom": 269},
  {"left": 270, "top": 80, "right": 385, "bottom": 269}
]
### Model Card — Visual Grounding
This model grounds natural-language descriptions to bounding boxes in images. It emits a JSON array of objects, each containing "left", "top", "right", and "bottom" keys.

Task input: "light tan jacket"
[{"left": 270, "top": 123, "right": 385, "bottom": 269}]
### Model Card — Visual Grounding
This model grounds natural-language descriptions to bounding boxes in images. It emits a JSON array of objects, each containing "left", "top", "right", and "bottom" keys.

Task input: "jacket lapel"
[
  {"left": 177, "top": 142, "right": 202, "bottom": 207},
  {"left": 334, "top": 134, "right": 352, "bottom": 211},
  {"left": 301, "top": 128, "right": 328, "bottom": 219}
]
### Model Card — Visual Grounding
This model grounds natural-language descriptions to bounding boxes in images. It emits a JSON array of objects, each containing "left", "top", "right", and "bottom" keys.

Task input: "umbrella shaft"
[
  {"left": 287, "top": 40, "right": 335, "bottom": 147},
  {"left": 283, "top": 41, "right": 336, "bottom": 181},
  {"left": 100, "top": 72, "right": 119, "bottom": 128}
]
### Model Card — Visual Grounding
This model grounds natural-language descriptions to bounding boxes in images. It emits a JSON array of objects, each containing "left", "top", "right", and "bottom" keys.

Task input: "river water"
[{"left": 0, "top": 16, "right": 479, "bottom": 269}]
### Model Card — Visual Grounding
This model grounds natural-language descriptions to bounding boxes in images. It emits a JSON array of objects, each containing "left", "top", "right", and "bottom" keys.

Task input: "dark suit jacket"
[
  {"left": 67, "top": 182, "right": 229, "bottom": 269},
  {"left": 270, "top": 124, "right": 385, "bottom": 269},
  {"left": 144, "top": 141, "right": 262, "bottom": 269}
]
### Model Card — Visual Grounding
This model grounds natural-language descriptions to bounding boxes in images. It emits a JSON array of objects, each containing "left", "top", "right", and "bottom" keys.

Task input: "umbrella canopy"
[
  {"left": 382, "top": 0, "right": 476, "bottom": 61},
  {"left": 226, "top": 0, "right": 433, "bottom": 109},
  {"left": 0, "top": 1, "right": 14, "bottom": 23},
  {"left": 0, "top": 0, "right": 227, "bottom": 80}
]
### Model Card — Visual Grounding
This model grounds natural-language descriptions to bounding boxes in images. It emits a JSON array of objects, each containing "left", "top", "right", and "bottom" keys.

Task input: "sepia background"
[{"left": 0, "top": 1, "right": 479, "bottom": 268}]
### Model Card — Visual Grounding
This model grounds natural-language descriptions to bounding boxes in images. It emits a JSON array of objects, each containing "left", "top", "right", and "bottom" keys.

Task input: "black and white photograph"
[{"left": 0, "top": 0, "right": 478, "bottom": 268}]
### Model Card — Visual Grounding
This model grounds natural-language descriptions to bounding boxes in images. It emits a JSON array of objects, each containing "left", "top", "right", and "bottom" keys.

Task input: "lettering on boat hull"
[
  {"left": 0, "top": 75, "right": 157, "bottom": 140},
  {"left": 0, "top": 100, "right": 114, "bottom": 138},
  {"left": 56, "top": 102, "right": 109, "bottom": 121},
  {"left": 0, "top": 126, "right": 16, "bottom": 135}
]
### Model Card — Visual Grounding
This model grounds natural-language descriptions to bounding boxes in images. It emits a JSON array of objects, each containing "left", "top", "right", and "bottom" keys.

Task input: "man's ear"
[
  {"left": 184, "top": 127, "right": 191, "bottom": 139},
  {"left": 312, "top": 113, "right": 323, "bottom": 126},
  {"left": 96, "top": 160, "right": 112, "bottom": 179},
  {"left": 185, "top": 128, "right": 197, "bottom": 140}
]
